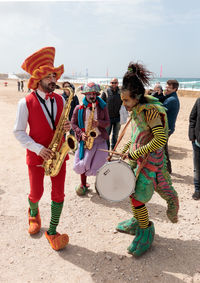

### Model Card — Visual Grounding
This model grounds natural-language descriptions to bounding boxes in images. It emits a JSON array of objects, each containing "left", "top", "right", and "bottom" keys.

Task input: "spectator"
[
  {"left": 152, "top": 84, "right": 165, "bottom": 103},
  {"left": 189, "top": 98, "right": 200, "bottom": 200},
  {"left": 101, "top": 78, "right": 122, "bottom": 149},
  {"left": 21, "top": 80, "right": 24, "bottom": 92},
  {"left": 62, "top": 81, "right": 79, "bottom": 136},
  {"left": 17, "top": 80, "right": 21, "bottom": 91},
  {"left": 163, "top": 79, "right": 180, "bottom": 174}
]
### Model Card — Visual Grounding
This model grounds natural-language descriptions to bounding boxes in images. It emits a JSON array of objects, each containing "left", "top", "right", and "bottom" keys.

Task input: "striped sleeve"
[
  {"left": 128, "top": 125, "right": 167, "bottom": 160},
  {"left": 121, "top": 140, "right": 131, "bottom": 153},
  {"left": 145, "top": 108, "right": 160, "bottom": 122}
]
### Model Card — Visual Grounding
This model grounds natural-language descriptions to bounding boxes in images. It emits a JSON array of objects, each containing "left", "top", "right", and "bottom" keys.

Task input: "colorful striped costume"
[{"left": 122, "top": 95, "right": 179, "bottom": 223}]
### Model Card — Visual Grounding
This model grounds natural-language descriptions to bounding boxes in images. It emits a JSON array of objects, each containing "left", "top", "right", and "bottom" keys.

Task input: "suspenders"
[{"left": 36, "top": 92, "right": 56, "bottom": 130}]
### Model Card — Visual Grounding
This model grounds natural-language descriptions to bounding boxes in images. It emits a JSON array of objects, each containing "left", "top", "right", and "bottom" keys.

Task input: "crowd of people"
[{"left": 13, "top": 46, "right": 197, "bottom": 257}]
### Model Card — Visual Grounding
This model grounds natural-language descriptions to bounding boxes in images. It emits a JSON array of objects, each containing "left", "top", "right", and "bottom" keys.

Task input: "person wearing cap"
[
  {"left": 61, "top": 81, "right": 79, "bottom": 136},
  {"left": 71, "top": 82, "right": 110, "bottom": 196},
  {"left": 13, "top": 47, "right": 71, "bottom": 251}
]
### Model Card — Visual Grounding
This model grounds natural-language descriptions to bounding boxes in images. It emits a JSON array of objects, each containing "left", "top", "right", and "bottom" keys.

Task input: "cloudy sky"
[{"left": 0, "top": 0, "right": 200, "bottom": 78}]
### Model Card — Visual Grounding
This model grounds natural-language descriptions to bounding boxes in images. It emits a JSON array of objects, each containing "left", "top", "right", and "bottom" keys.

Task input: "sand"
[{"left": 0, "top": 79, "right": 200, "bottom": 283}]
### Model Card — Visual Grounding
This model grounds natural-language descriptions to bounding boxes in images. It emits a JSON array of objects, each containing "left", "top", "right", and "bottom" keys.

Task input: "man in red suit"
[{"left": 14, "top": 47, "right": 71, "bottom": 251}]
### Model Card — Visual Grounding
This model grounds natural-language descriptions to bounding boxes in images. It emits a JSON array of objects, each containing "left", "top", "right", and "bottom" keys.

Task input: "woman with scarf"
[
  {"left": 116, "top": 62, "right": 179, "bottom": 256},
  {"left": 71, "top": 82, "right": 110, "bottom": 196}
]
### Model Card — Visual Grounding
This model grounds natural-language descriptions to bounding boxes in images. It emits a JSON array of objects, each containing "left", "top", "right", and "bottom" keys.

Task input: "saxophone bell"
[
  {"left": 66, "top": 134, "right": 78, "bottom": 152},
  {"left": 88, "top": 130, "right": 97, "bottom": 138}
]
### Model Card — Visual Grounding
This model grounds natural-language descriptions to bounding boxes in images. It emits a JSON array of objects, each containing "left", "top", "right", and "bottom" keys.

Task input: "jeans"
[
  {"left": 106, "top": 120, "right": 121, "bottom": 150},
  {"left": 192, "top": 141, "right": 200, "bottom": 192}
]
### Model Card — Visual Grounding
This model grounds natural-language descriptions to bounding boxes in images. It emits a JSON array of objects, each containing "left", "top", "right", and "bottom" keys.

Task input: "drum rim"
[
  {"left": 96, "top": 159, "right": 132, "bottom": 175},
  {"left": 95, "top": 159, "right": 136, "bottom": 202}
]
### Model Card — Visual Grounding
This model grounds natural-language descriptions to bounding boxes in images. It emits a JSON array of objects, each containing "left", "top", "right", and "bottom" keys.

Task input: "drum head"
[{"left": 95, "top": 160, "right": 136, "bottom": 202}]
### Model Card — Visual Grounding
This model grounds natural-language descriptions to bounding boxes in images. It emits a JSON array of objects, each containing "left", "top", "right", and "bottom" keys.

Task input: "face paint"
[{"left": 121, "top": 90, "right": 139, "bottom": 112}]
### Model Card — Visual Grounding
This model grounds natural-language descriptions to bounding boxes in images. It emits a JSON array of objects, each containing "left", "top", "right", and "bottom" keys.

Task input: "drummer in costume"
[
  {"left": 71, "top": 82, "right": 110, "bottom": 195},
  {"left": 116, "top": 62, "right": 179, "bottom": 256},
  {"left": 13, "top": 47, "right": 71, "bottom": 251}
]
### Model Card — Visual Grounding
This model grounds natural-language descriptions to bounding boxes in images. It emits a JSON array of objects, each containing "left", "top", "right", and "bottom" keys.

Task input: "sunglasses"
[{"left": 111, "top": 82, "right": 118, "bottom": 84}]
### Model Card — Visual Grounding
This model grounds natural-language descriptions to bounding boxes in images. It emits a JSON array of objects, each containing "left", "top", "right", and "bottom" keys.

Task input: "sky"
[{"left": 0, "top": 0, "right": 200, "bottom": 78}]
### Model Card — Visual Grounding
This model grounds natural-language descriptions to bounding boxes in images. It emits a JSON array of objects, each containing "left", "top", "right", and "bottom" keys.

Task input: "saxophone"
[
  {"left": 85, "top": 103, "right": 98, "bottom": 150},
  {"left": 43, "top": 87, "right": 78, "bottom": 177}
]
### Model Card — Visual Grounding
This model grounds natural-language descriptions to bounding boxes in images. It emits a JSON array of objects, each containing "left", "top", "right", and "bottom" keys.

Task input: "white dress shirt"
[{"left": 13, "top": 90, "right": 65, "bottom": 155}]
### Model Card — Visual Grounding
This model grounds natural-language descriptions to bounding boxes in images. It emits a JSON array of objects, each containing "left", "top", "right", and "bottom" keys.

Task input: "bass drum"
[{"left": 95, "top": 159, "right": 136, "bottom": 202}]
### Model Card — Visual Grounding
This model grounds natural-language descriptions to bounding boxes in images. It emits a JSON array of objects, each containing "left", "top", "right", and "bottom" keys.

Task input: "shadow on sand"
[
  {"left": 169, "top": 145, "right": 192, "bottom": 160},
  {"left": 58, "top": 235, "right": 200, "bottom": 282},
  {"left": 171, "top": 172, "right": 193, "bottom": 185},
  {"left": 89, "top": 189, "right": 177, "bottom": 223}
]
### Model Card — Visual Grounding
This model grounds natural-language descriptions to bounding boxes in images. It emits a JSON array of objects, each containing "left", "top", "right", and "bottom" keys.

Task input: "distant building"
[{"left": 0, "top": 73, "right": 8, "bottom": 79}]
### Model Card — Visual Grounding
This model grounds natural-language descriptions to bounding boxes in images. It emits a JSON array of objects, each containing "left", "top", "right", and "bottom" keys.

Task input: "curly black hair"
[{"left": 122, "top": 62, "right": 153, "bottom": 104}]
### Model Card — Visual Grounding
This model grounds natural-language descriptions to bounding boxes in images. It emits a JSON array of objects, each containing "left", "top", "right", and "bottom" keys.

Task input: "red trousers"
[{"left": 28, "top": 161, "right": 66, "bottom": 203}]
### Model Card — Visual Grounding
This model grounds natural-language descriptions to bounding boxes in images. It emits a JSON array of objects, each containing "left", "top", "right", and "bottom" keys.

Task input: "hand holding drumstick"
[{"left": 98, "top": 149, "right": 129, "bottom": 160}]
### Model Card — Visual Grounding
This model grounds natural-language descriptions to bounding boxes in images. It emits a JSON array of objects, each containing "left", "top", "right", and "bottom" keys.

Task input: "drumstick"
[
  {"left": 98, "top": 148, "right": 127, "bottom": 157},
  {"left": 108, "top": 116, "right": 132, "bottom": 161},
  {"left": 99, "top": 149, "right": 149, "bottom": 180}
]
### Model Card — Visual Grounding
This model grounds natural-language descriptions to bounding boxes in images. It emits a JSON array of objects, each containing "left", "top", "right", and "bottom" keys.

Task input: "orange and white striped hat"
[{"left": 21, "top": 47, "right": 64, "bottom": 90}]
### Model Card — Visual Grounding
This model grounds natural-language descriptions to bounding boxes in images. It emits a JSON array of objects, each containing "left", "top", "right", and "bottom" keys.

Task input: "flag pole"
[{"left": 160, "top": 64, "right": 162, "bottom": 78}]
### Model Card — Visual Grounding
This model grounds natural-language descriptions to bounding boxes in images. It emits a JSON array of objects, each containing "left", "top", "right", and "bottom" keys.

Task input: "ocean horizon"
[
  {"left": 65, "top": 76, "right": 200, "bottom": 91},
  {"left": 5, "top": 72, "right": 200, "bottom": 91}
]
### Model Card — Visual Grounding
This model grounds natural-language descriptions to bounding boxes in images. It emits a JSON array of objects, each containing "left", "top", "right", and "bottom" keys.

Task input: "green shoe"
[
  {"left": 116, "top": 217, "right": 139, "bottom": 235},
  {"left": 166, "top": 198, "right": 179, "bottom": 223},
  {"left": 75, "top": 184, "right": 88, "bottom": 196},
  {"left": 127, "top": 221, "right": 155, "bottom": 256}
]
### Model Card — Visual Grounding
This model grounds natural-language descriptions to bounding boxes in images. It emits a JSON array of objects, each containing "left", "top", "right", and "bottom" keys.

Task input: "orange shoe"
[
  {"left": 28, "top": 208, "right": 41, "bottom": 235},
  {"left": 45, "top": 231, "right": 69, "bottom": 251}
]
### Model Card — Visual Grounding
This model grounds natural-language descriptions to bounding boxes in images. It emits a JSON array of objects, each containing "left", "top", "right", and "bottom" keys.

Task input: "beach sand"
[{"left": 1, "top": 79, "right": 200, "bottom": 282}]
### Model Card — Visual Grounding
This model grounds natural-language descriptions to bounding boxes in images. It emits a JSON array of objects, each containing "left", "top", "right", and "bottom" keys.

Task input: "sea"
[
  {"left": 7, "top": 72, "right": 200, "bottom": 91},
  {"left": 64, "top": 76, "right": 200, "bottom": 91}
]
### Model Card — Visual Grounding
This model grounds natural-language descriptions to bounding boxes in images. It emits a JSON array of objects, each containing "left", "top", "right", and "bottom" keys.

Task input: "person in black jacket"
[
  {"left": 62, "top": 81, "right": 79, "bottom": 136},
  {"left": 152, "top": 83, "right": 166, "bottom": 103},
  {"left": 189, "top": 97, "right": 200, "bottom": 200},
  {"left": 101, "top": 78, "right": 122, "bottom": 149}
]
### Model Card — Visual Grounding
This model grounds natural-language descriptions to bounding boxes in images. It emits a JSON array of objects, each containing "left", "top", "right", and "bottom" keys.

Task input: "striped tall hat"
[{"left": 21, "top": 47, "right": 64, "bottom": 90}]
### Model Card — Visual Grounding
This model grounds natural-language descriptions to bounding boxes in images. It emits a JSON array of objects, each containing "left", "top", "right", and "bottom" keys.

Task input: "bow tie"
[{"left": 45, "top": 93, "right": 54, "bottom": 100}]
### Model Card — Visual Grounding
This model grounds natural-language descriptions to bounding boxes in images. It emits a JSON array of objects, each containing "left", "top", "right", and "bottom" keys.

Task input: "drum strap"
[{"left": 135, "top": 153, "right": 149, "bottom": 180}]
